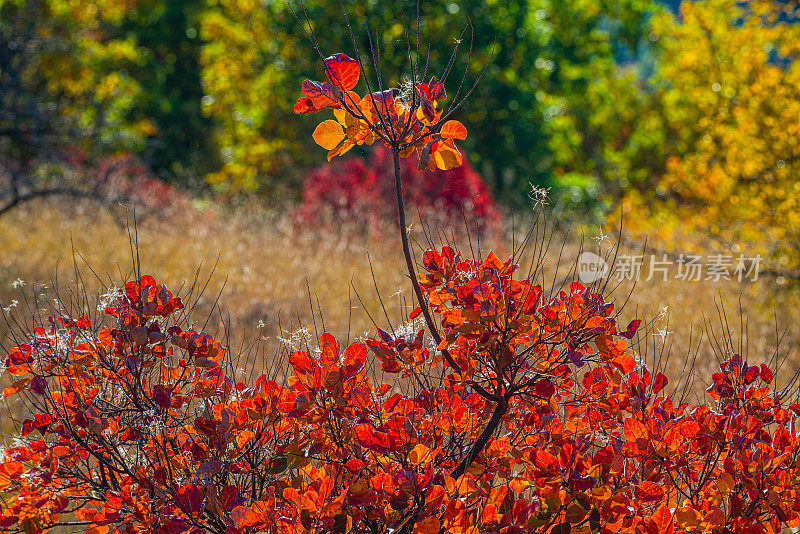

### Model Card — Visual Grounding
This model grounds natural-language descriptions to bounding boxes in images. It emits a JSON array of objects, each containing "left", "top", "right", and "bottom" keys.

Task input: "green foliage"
[
  {"left": 198, "top": 0, "right": 662, "bottom": 201},
  {"left": 1, "top": 0, "right": 667, "bottom": 203},
  {"left": 0, "top": 0, "right": 151, "bottom": 162},
  {"left": 122, "top": 0, "right": 218, "bottom": 187}
]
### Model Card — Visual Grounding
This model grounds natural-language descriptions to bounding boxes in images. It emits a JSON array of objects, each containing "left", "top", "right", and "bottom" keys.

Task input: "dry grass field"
[{"left": 1, "top": 198, "right": 798, "bottom": 401}]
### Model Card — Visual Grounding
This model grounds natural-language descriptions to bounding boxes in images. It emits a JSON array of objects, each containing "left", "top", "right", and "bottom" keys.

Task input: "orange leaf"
[
  {"left": 674, "top": 507, "right": 701, "bottom": 530},
  {"left": 408, "top": 443, "right": 432, "bottom": 465},
  {"left": 612, "top": 352, "right": 636, "bottom": 374},
  {"left": 636, "top": 481, "right": 665, "bottom": 503},
  {"left": 413, "top": 516, "right": 440, "bottom": 534},
  {"left": 440, "top": 120, "right": 467, "bottom": 140},
  {"left": 623, "top": 418, "right": 648, "bottom": 442},
  {"left": 313, "top": 120, "right": 345, "bottom": 150},
  {"left": 328, "top": 139, "right": 355, "bottom": 161}
]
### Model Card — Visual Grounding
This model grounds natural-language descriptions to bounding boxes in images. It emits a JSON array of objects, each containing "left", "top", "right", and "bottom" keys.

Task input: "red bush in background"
[
  {"left": 1, "top": 147, "right": 186, "bottom": 219},
  {"left": 293, "top": 146, "right": 501, "bottom": 231}
]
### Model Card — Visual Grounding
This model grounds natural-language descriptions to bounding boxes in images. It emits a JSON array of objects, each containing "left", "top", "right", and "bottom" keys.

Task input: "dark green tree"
[{"left": 124, "top": 0, "right": 218, "bottom": 188}]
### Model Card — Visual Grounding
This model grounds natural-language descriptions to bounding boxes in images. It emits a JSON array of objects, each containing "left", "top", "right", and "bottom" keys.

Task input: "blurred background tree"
[
  {"left": 1, "top": 0, "right": 667, "bottom": 204},
  {"left": 5, "top": 0, "right": 800, "bottom": 276},
  {"left": 0, "top": 0, "right": 151, "bottom": 213},
  {"left": 198, "top": 0, "right": 663, "bottom": 202},
  {"left": 124, "top": 0, "right": 219, "bottom": 188},
  {"left": 602, "top": 0, "right": 800, "bottom": 274}
]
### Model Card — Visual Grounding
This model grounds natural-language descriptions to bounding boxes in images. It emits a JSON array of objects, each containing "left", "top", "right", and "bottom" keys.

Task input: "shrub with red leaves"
[
  {"left": 293, "top": 146, "right": 501, "bottom": 231},
  {"left": 2, "top": 147, "right": 185, "bottom": 218}
]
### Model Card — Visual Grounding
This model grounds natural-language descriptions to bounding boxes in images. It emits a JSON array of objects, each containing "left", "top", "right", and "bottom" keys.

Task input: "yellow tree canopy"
[{"left": 622, "top": 0, "right": 800, "bottom": 272}]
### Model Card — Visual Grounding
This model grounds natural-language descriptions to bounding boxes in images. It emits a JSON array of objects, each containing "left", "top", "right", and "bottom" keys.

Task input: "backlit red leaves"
[
  {"left": 652, "top": 372, "right": 668, "bottom": 394},
  {"left": 354, "top": 424, "right": 392, "bottom": 454},
  {"left": 623, "top": 418, "right": 649, "bottom": 442},
  {"left": 294, "top": 80, "right": 342, "bottom": 114},
  {"left": 618, "top": 319, "right": 641, "bottom": 339},
  {"left": 290, "top": 350, "right": 320, "bottom": 375},
  {"left": 646, "top": 507, "right": 674, "bottom": 534},
  {"left": 297, "top": 52, "right": 468, "bottom": 171},
  {"left": 417, "top": 76, "right": 446, "bottom": 102},
  {"left": 324, "top": 53, "right": 360, "bottom": 90},
  {"left": 4, "top": 255, "right": 800, "bottom": 534}
]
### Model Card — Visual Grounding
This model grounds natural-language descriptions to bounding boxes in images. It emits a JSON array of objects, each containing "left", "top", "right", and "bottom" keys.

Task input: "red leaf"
[
  {"left": 294, "top": 80, "right": 342, "bottom": 114},
  {"left": 290, "top": 351, "right": 320, "bottom": 374},
  {"left": 324, "top": 53, "right": 360, "bottom": 90},
  {"left": 34, "top": 413, "right": 56, "bottom": 430},
  {"left": 652, "top": 372, "right": 668, "bottom": 394},
  {"left": 760, "top": 364, "right": 774, "bottom": 384},
  {"left": 619, "top": 319, "right": 641, "bottom": 339},
  {"left": 744, "top": 365, "right": 759, "bottom": 384},
  {"left": 175, "top": 483, "right": 206, "bottom": 516},
  {"left": 219, "top": 485, "right": 242, "bottom": 511},
  {"left": 319, "top": 333, "right": 341, "bottom": 367},
  {"left": 636, "top": 481, "right": 665, "bottom": 503},
  {"left": 623, "top": 418, "right": 648, "bottom": 442},
  {"left": 151, "top": 384, "right": 172, "bottom": 409},
  {"left": 353, "top": 424, "right": 391, "bottom": 453},
  {"left": 416, "top": 77, "right": 446, "bottom": 102},
  {"left": 648, "top": 506, "right": 673, "bottom": 534},
  {"left": 535, "top": 378, "right": 556, "bottom": 398}
]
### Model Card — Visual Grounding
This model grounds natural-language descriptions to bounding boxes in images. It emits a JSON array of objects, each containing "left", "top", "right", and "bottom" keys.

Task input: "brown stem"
[
  {"left": 392, "top": 147, "right": 507, "bottom": 479},
  {"left": 451, "top": 395, "right": 508, "bottom": 480},
  {"left": 391, "top": 147, "right": 462, "bottom": 374}
]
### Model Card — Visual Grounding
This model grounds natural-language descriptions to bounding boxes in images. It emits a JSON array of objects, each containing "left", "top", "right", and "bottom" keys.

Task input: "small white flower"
[
  {"left": 394, "top": 317, "right": 426, "bottom": 340},
  {"left": 390, "top": 287, "right": 405, "bottom": 298},
  {"left": 654, "top": 326, "right": 673, "bottom": 342},
  {"left": 528, "top": 183, "right": 551, "bottom": 209},
  {"left": 277, "top": 326, "right": 314, "bottom": 351},
  {"left": 594, "top": 228, "right": 609, "bottom": 246},
  {"left": 97, "top": 285, "right": 122, "bottom": 311},
  {"left": 11, "top": 278, "right": 25, "bottom": 289}
]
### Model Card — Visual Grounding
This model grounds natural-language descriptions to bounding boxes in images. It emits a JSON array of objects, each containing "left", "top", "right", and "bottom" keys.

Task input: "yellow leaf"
[
  {"left": 716, "top": 472, "right": 734, "bottom": 494},
  {"left": 674, "top": 506, "right": 701, "bottom": 530},
  {"left": 236, "top": 430, "right": 255, "bottom": 449},
  {"left": 408, "top": 443, "right": 432, "bottom": 465},
  {"left": 433, "top": 140, "right": 463, "bottom": 170},
  {"left": 328, "top": 140, "right": 355, "bottom": 161},
  {"left": 313, "top": 120, "right": 345, "bottom": 150},
  {"left": 333, "top": 109, "right": 347, "bottom": 125}
]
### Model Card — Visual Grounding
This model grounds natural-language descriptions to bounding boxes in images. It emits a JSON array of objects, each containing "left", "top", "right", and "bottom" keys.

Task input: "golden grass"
[{"left": 0, "top": 198, "right": 798, "bottom": 399}]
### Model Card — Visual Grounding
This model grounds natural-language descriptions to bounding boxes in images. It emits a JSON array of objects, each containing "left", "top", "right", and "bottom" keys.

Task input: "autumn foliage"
[
  {"left": 2, "top": 247, "right": 800, "bottom": 533},
  {"left": 292, "top": 145, "right": 501, "bottom": 231},
  {"left": 295, "top": 53, "right": 467, "bottom": 171},
  {"left": 4, "top": 16, "right": 800, "bottom": 534}
]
